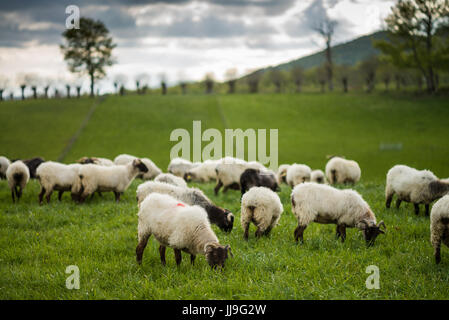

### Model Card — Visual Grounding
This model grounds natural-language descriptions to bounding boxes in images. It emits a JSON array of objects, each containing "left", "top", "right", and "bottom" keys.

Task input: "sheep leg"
[
  {"left": 263, "top": 226, "right": 273, "bottom": 236},
  {"left": 414, "top": 204, "right": 420, "bottom": 215},
  {"left": 136, "top": 233, "right": 151, "bottom": 265},
  {"left": 17, "top": 187, "right": 22, "bottom": 201},
  {"left": 11, "top": 189, "right": 15, "bottom": 203},
  {"left": 45, "top": 190, "right": 53, "bottom": 204},
  {"left": 243, "top": 223, "right": 250, "bottom": 240},
  {"left": 174, "top": 249, "right": 182, "bottom": 266},
  {"left": 396, "top": 199, "right": 402, "bottom": 209},
  {"left": 214, "top": 180, "right": 223, "bottom": 195},
  {"left": 425, "top": 204, "right": 430, "bottom": 217},
  {"left": 294, "top": 224, "right": 307, "bottom": 243},
  {"left": 255, "top": 227, "right": 264, "bottom": 238},
  {"left": 159, "top": 245, "right": 166, "bottom": 266},
  {"left": 434, "top": 242, "right": 441, "bottom": 264},
  {"left": 337, "top": 225, "right": 346, "bottom": 243},
  {"left": 114, "top": 191, "right": 121, "bottom": 203},
  {"left": 385, "top": 194, "right": 393, "bottom": 209},
  {"left": 58, "top": 191, "right": 64, "bottom": 201},
  {"left": 38, "top": 187, "right": 46, "bottom": 204},
  {"left": 190, "top": 255, "right": 196, "bottom": 265}
]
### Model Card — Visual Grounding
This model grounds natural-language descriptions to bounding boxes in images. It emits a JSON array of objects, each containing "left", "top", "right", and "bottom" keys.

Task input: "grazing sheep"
[
  {"left": 0, "top": 156, "right": 11, "bottom": 179},
  {"left": 136, "top": 193, "right": 232, "bottom": 268},
  {"left": 78, "top": 159, "right": 148, "bottom": 203},
  {"left": 325, "top": 156, "right": 361, "bottom": 185},
  {"left": 240, "top": 168, "right": 279, "bottom": 196},
  {"left": 6, "top": 161, "right": 30, "bottom": 203},
  {"left": 291, "top": 183, "right": 386, "bottom": 246},
  {"left": 167, "top": 158, "right": 199, "bottom": 178},
  {"left": 311, "top": 169, "right": 326, "bottom": 184},
  {"left": 241, "top": 187, "right": 283, "bottom": 240},
  {"left": 385, "top": 165, "right": 449, "bottom": 216},
  {"left": 184, "top": 159, "right": 220, "bottom": 182},
  {"left": 286, "top": 164, "right": 312, "bottom": 187},
  {"left": 36, "top": 161, "right": 83, "bottom": 204},
  {"left": 17, "top": 157, "right": 45, "bottom": 179},
  {"left": 154, "top": 173, "right": 187, "bottom": 188},
  {"left": 114, "top": 154, "right": 162, "bottom": 180},
  {"left": 430, "top": 195, "right": 449, "bottom": 264},
  {"left": 78, "top": 156, "right": 114, "bottom": 166},
  {"left": 136, "top": 181, "right": 234, "bottom": 232},
  {"left": 277, "top": 164, "right": 290, "bottom": 184}
]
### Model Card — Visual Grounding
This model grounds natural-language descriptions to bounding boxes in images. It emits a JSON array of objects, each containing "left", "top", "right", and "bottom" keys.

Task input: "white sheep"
[
  {"left": 136, "top": 181, "right": 234, "bottom": 232},
  {"left": 430, "top": 195, "right": 449, "bottom": 264},
  {"left": 311, "top": 169, "right": 326, "bottom": 184},
  {"left": 241, "top": 186, "right": 283, "bottom": 240},
  {"left": 113, "top": 154, "right": 162, "bottom": 180},
  {"left": 291, "top": 183, "right": 385, "bottom": 245},
  {"left": 286, "top": 163, "right": 312, "bottom": 187},
  {"left": 78, "top": 159, "right": 148, "bottom": 203},
  {"left": 184, "top": 159, "right": 220, "bottom": 182},
  {"left": 325, "top": 156, "right": 361, "bottom": 185},
  {"left": 277, "top": 164, "right": 290, "bottom": 184},
  {"left": 0, "top": 156, "right": 11, "bottom": 179},
  {"left": 154, "top": 173, "right": 187, "bottom": 188},
  {"left": 167, "top": 158, "right": 199, "bottom": 178},
  {"left": 6, "top": 160, "right": 30, "bottom": 203},
  {"left": 385, "top": 165, "right": 449, "bottom": 216},
  {"left": 136, "top": 193, "right": 232, "bottom": 268},
  {"left": 78, "top": 156, "right": 114, "bottom": 166},
  {"left": 36, "top": 161, "right": 83, "bottom": 204}
]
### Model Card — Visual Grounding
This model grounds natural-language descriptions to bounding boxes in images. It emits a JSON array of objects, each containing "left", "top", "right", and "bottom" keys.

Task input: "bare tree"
[
  {"left": 178, "top": 71, "right": 188, "bottom": 95},
  {"left": 113, "top": 74, "right": 127, "bottom": 96},
  {"left": 313, "top": 18, "right": 337, "bottom": 91},
  {"left": 290, "top": 66, "right": 304, "bottom": 93},
  {"left": 246, "top": 69, "right": 262, "bottom": 93},
  {"left": 135, "top": 73, "right": 149, "bottom": 94},
  {"left": 204, "top": 72, "right": 214, "bottom": 94},
  {"left": 159, "top": 73, "right": 167, "bottom": 95},
  {"left": 224, "top": 68, "right": 238, "bottom": 94},
  {"left": 359, "top": 56, "right": 379, "bottom": 93},
  {"left": 269, "top": 69, "right": 286, "bottom": 93}
]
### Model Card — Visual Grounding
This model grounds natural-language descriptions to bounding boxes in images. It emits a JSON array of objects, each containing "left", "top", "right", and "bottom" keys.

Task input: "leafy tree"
[
  {"left": 246, "top": 70, "right": 262, "bottom": 93},
  {"left": 60, "top": 17, "right": 116, "bottom": 97},
  {"left": 268, "top": 69, "right": 286, "bottom": 93},
  {"left": 358, "top": 56, "right": 379, "bottom": 93},
  {"left": 204, "top": 72, "right": 214, "bottom": 94},
  {"left": 225, "top": 68, "right": 238, "bottom": 94},
  {"left": 290, "top": 66, "right": 304, "bottom": 93}
]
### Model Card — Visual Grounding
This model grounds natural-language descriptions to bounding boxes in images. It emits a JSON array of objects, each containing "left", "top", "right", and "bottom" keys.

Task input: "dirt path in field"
[{"left": 57, "top": 96, "right": 106, "bottom": 162}]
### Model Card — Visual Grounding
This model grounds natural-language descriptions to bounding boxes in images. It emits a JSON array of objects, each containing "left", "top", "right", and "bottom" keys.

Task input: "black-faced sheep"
[
  {"left": 240, "top": 168, "right": 279, "bottom": 196},
  {"left": 14, "top": 157, "right": 45, "bottom": 179},
  {"left": 167, "top": 158, "right": 199, "bottom": 178},
  {"left": 277, "top": 164, "right": 290, "bottom": 184},
  {"left": 6, "top": 161, "right": 30, "bottom": 203},
  {"left": 311, "top": 169, "right": 326, "bottom": 184},
  {"left": 114, "top": 154, "right": 162, "bottom": 180},
  {"left": 184, "top": 159, "right": 220, "bottom": 183},
  {"left": 430, "top": 195, "right": 449, "bottom": 264}
]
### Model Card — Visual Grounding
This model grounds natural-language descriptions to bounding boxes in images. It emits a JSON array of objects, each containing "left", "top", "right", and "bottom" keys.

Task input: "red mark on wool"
[{"left": 176, "top": 203, "right": 185, "bottom": 207}]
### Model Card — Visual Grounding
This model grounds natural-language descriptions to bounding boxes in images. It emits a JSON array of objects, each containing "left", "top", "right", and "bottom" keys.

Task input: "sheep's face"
[
  {"left": 361, "top": 221, "right": 386, "bottom": 246},
  {"left": 133, "top": 159, "right": 149, "bottom": 173},
  {"left": 205, "top": 244, "right": 232, "bottom": 269},
  {"left": 184, "top": 172, "right": 194, "bottom": 182},
  {"left": 223, "top": 210, "right": 234, "bottom": 233}
]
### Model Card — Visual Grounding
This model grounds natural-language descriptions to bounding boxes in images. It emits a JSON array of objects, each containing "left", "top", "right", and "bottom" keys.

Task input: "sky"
[{"left": 0, "top": 0, "right": 395, "bottom": 94}]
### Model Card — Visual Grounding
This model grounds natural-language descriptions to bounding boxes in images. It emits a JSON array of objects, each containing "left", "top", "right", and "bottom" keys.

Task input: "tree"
[
  {"left": 113, "top": 74, "right": 127, "bottom": 96},
  {"left": 268, "top": 69, "right": 286, "bottom": 93},
  {"left": 246, "top": 70, "right": 262, "bottom": 93},
  {"left": 334, "top": 65, "right": 352, "bottom": 93},
  {"left": 225, "top": 68, "right": 238, "bottom": 94},
  {"left": 60, "top": 17, "right": 116, "bottom": 97},
  {"left": 135, "top": 73, "right": 149, "bottom": 94},
  {"left": 0, "top": 76, "right": 8, "bottom": 101},
  {"left": 313, "top": 18, "right": 337, "bottom": 91},
  {"left": 290, "top": 66, "right": 304, "bottom": 93},
  {"left": 358, "top": 56, "right": 379, "bottom": 93},
  {"left": 204, "top": 72, "right": 214, "bottom": 94},
  {"left": 160, "top": 73, "right": 167, "bottom": 95},
  {"left": 375, "top": 0, "right": 449, "bottom": 93}
]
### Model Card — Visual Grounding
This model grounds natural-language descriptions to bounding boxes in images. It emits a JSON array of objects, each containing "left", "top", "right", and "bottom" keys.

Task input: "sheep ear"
[{"left": 225, "top": 245, "right": 233, "bottom": 257}]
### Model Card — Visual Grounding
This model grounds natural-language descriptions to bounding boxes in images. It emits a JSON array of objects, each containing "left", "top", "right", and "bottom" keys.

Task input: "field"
[{"left": 1, "top": 92, "right": 449, "bottom": 299}]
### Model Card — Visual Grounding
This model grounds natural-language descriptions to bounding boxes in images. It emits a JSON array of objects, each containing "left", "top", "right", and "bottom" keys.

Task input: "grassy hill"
[{"left": 1, "top": 92, "right": 449, "bottom": 299}]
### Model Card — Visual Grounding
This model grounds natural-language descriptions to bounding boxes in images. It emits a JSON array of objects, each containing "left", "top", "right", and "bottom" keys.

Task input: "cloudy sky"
[{"left": 0, "top": 0, "right": 395, "bottom": 93}]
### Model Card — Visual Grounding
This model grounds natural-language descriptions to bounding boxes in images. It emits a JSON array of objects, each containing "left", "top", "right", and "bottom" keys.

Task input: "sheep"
[
  {"left": 78, "top": 156, "right": 114, "bottom": 166},
  {"left": 114, "top": 154, "right": 162, "bottom": 180},
  {"left": 325, "top": 156, "right": 361, "bottom": 185},
  {"left": 154, "top": 173, "right": 187, "bottom": 188},
  {"left": 214, "top": 158, "right": 266, "bottom": 195},
  {"left": 11, "top": 157, "right": 45, "bottom": 179},
  {"left": 240, "top": 168, "right": 279, "bottom": 196},
  {"left": 311, "top": 169, "right": 326, "bottom": 184},
  {"left": 167, "top": 158, "right": 199, "bottom": 178},
  {"left": 430, "top": 195, "right": 449, "bottom": 264},
  {"left": 136, "top": 193, "right": 232, "bottom": 268},
  {"left": 291, "top": 183, "right": 386, "bottom": 246},
  {"left": 78, "top": 159, "right": 148, "bottom": 203},
  {"left": 241, "top": 187, "right": 283, "bottom": 240},
  {"left": 0, "top": 156, "right": 11, "bottom": 179},
  {"left": 385, "top": 165, "right": 449, "bottom": 216},
  {"left": 184, "top": 159, "right": 220, "bottom": 182},
  {"left": 36, "top": 161, "right": 83, "bottom": 204},
  {"left": 277, "top": 164, "right": 290, "bottom": 184},
  {"left": 6, "top": 161, "right": 30, "bottom": 203},
  {"left": 136, "top": 181, "right": 234, "bottom": 232},
  {"left": 286, "top": 164, "right": 312, "bottom": 187}
]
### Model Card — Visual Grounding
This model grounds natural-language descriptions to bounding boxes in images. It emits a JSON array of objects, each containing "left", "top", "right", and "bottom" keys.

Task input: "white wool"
[
  {"left": 167, "top": 158, "right": 200, "bottom": 177},
  {"left": 36, "top": 161, "right": 83, "bottom": 194},
  {"left": 137, "top": 193, "right": 219, "bottom": 255},
  {"left": 215, "top": 158, "right": 266, "bottom": 190},
  {"left": 311, "top": 169, "right": 326, "bottom": 184},
  {"left": 114, "top": 154, "right": 162, "bottom": 180},
  {"left": 291, "top": 183, "right": 376, "bottom": 228},
  {"left": 430, "top": 195, "right": 449, "bottom": 251},
  {"left": 385, "top": 165, "right": 438, "bottom": 204},
  {"left": 277, "top": 164, "right": 290, "bottom": 184},
  {"left": 185, "top": 159, "right": 220, "bottom": 182},
  {"left": 241, "top": 186, "right": 283, "bottom": 234},
  {"left": 325, "top": 157, "right": 361, "bottom": 184},
  {"left": 154, "top": 173, "right": 187, "bottom": 188},
  {"left": 286, "top": 164, "right": 312, "bottom": 187},
  {"left": 0, "top": 156, "right": 11, "bottom": 178},
  {"left": 6, "top": 160, "right": 30, "bottom": 191}
]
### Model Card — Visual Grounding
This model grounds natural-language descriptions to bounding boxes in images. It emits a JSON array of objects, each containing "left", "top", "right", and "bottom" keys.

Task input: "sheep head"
[
  {"left": 205, "top": 243, "right": 232, "bottom": 269},
  {"left": 429, "top": 180, "right": 449, "bottom": 201},
  {"left": 133, "top": 159, "right": 148, "bottom": 173},
  {"left": 359, "top": 220, "right": 386, "bottom": 246},
  {"left": 184, "top": 172, "right": 193, "bottom": 182},
  {"left": 205, "top": 205, "right": 234, "bottom": 233}
]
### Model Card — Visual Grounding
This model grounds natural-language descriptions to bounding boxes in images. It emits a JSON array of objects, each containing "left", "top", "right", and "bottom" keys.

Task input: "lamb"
[
  {"left": 154, "top": 173, "right": 187, "bottom": 188},
  {"left": 167, "top": 158, "right": 199, "bottom": 178},
  {"left": 6, "top": 161, "right": 30, "bottom": 203},
  {"left": 311, "top": 169, "right": 326, "bottom": 184},
  {"left": 325, "top": 156, "right": 361, "bottom": 185},
  {"left": 78, "top": 156, "right": 114, "bottom": 166},
  {"left": 430, "top": 195, "right": 449, "bottom": 264},
  {"left": 136, "top": 181, "right": 234, "bottom": 232},
  {"left": 184, "top": 159, "right": 220, "bottom": 182},
  {"left": 241, "top": 187, "right": 283, "bottom": 240},
  {"left": 385, "top": 165, "right": 449, "bottom": 216},
  {"left": 114, "top": 154, "right": 162, "bottom": 180},
  {"left": 291, "top": 183, "right": 386, "bottom": 246},
  {"left": 36, "top": 161, "right": 83, "bottom": 204},
  {"left": 286, "top": 164, "right": 312, "bottom": 187},
  {"left": 136, "top": 193, "right": 232, "bottom": 268},
  {"left": 277, "top": 164, "right": 290, "bottom": 184},
  {"left": 240, "top": 168, "right": 279, "bottom": 196},
  {"left": 0, "top": 156, "right": 11, "bottom": 179},
  {"left": 78, "top": 159, "right": 148, "bottom": 203}
]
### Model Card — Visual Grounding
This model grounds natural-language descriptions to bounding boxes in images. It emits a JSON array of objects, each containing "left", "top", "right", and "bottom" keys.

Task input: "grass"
[{"left": 0, "top": 92, "right": 448, "bottom": 299}]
